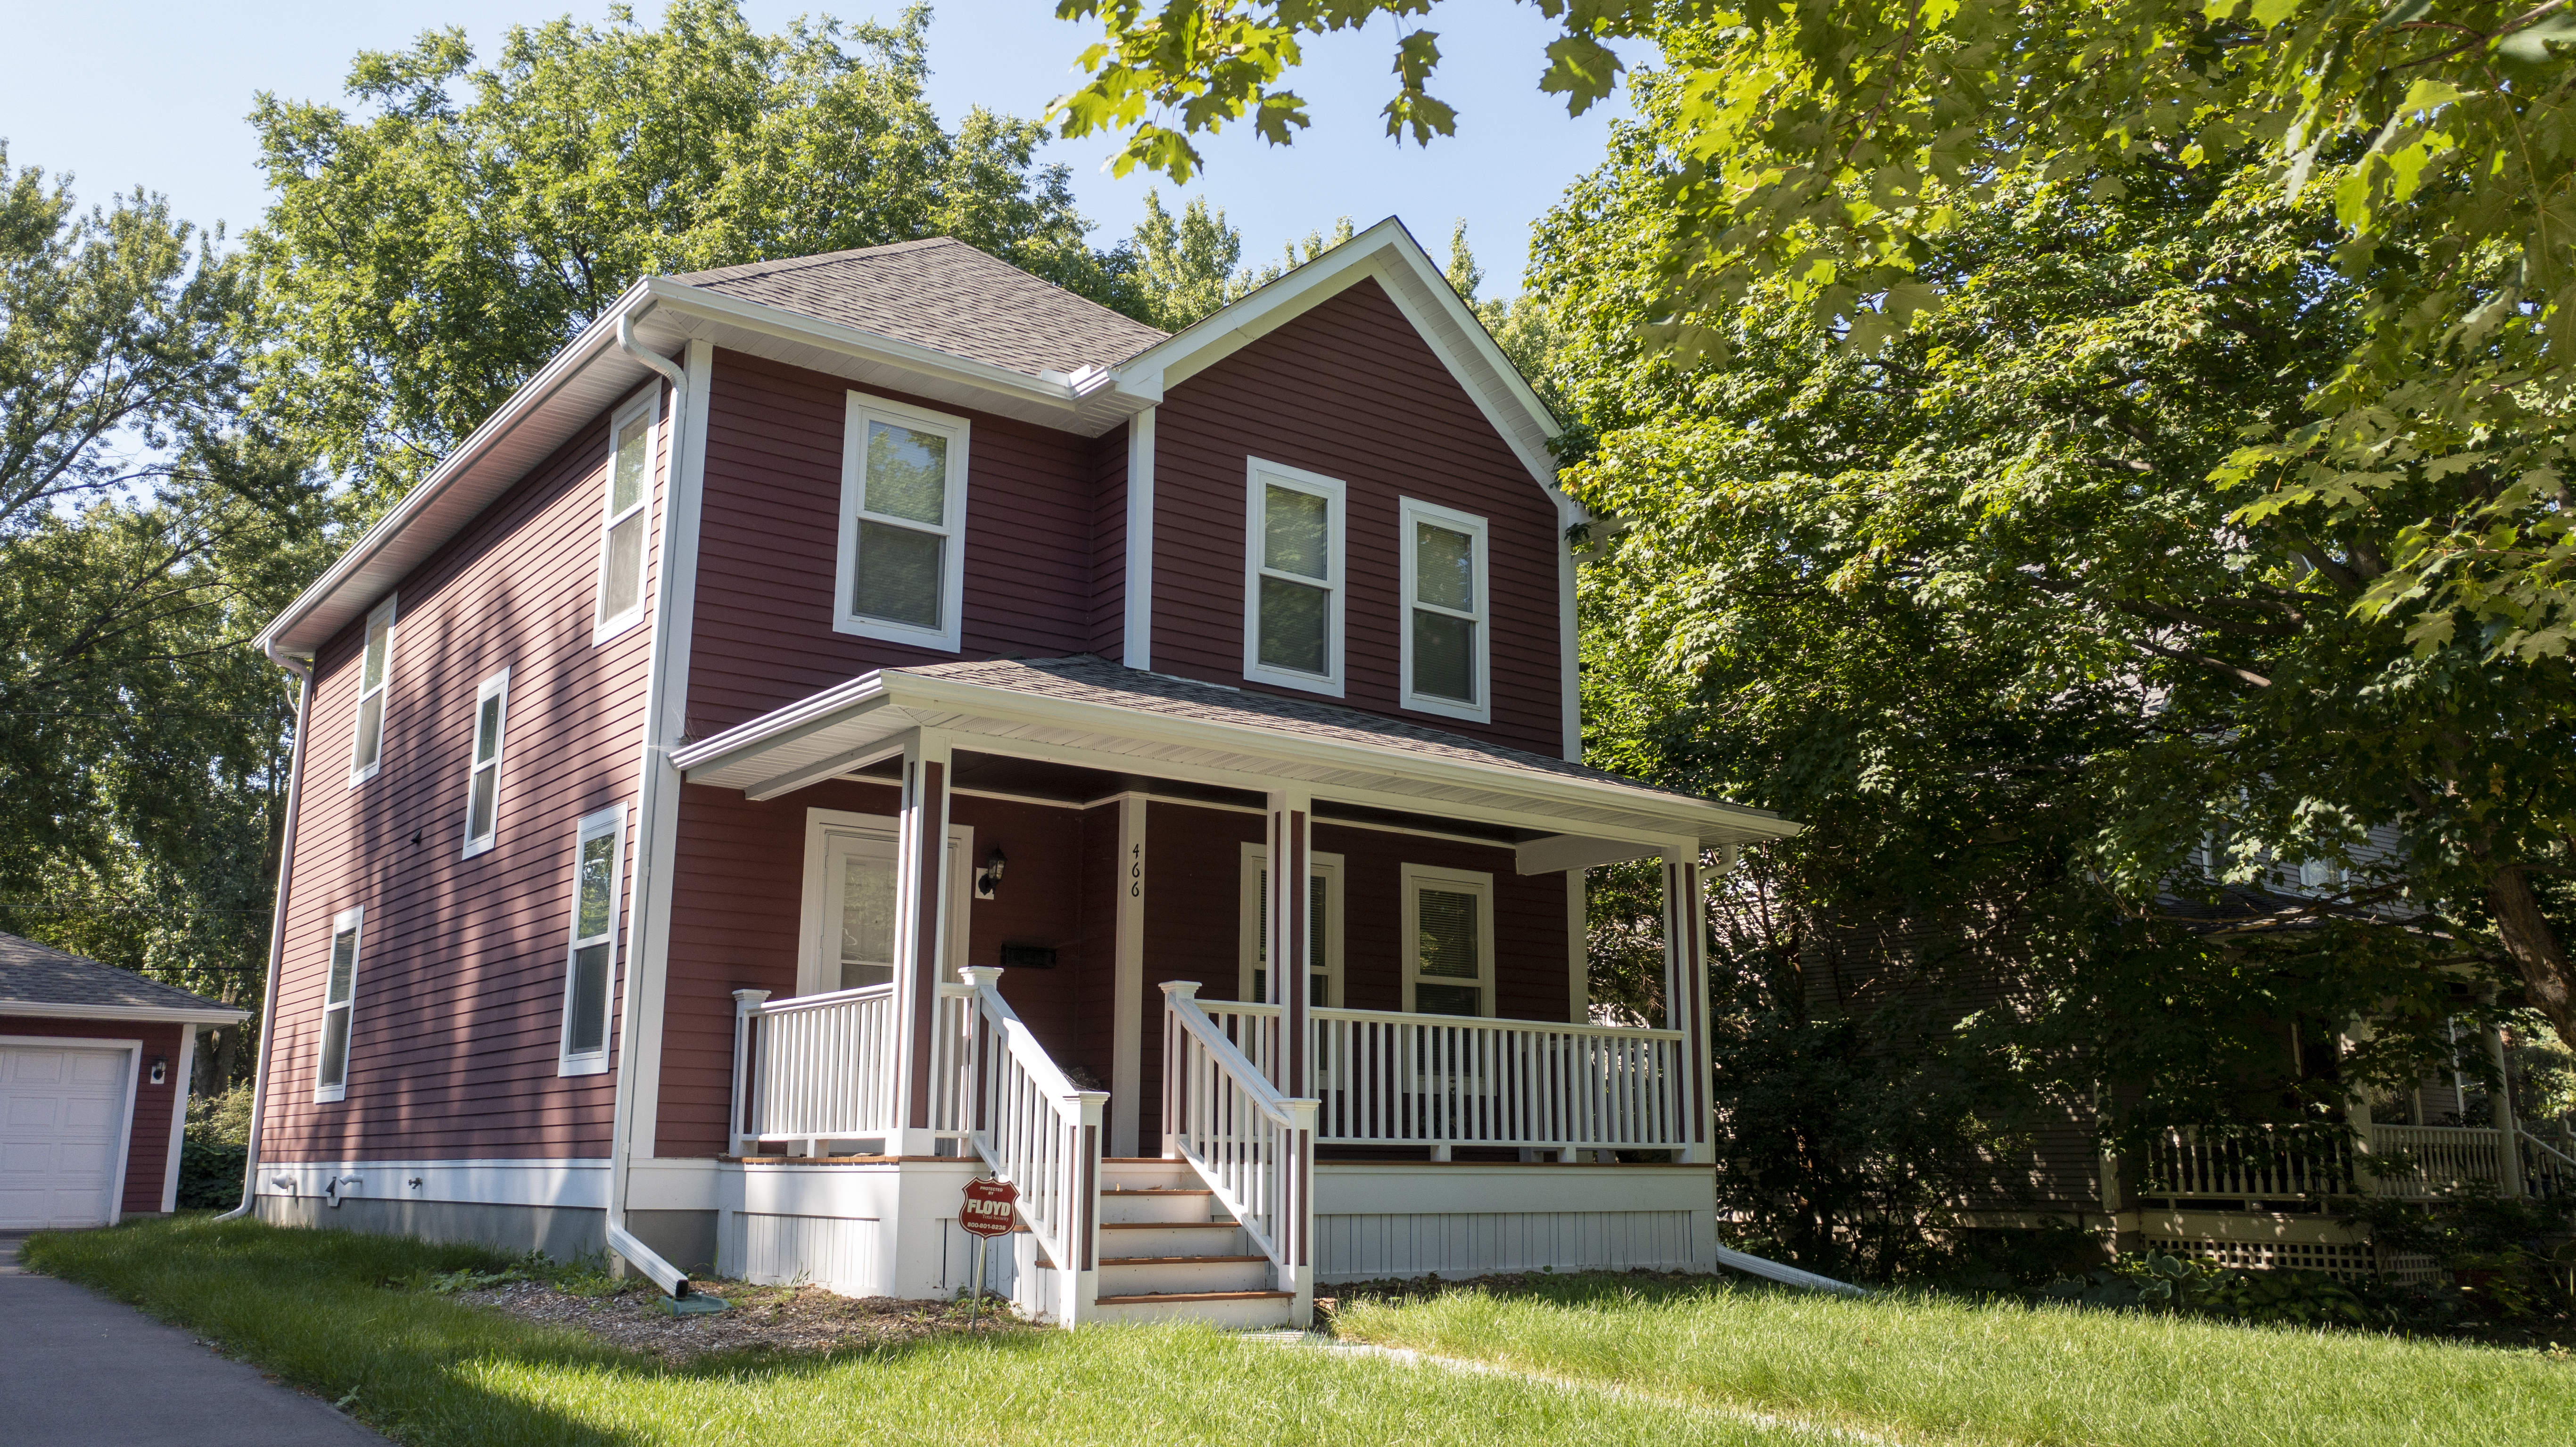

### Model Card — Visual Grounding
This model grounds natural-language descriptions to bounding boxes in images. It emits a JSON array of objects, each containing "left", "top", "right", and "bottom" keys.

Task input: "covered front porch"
[{"left": 666, "top": 656, "right": 1792, "bottom": 1324}]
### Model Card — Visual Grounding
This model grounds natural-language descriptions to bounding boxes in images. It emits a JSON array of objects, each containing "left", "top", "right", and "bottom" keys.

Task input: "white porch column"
[
  {"left": 1110, "top": 794, "right": 1148, "bottom": 1157},
  {"left": 892, "top": 731, "right": 955, "bottom": 1155},
  {"left": 1265, "top": 787, "right": 1315, "bottom": 1099},
  {"left": 1663, "top": 844, "right": 1714, "bottom": 1164}
]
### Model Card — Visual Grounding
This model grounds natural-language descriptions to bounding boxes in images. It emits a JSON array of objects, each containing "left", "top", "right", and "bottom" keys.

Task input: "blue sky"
[{"left": 5, "top": 0, "right": 1652, "bottom": 296}]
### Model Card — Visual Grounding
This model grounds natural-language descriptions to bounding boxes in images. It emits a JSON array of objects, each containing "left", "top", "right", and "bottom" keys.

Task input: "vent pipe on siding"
[{"left": 218, "top": 647, "right": 314, "bottom": 1222}]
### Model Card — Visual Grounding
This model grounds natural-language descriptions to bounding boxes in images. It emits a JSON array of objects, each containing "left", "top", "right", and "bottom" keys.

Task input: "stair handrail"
[
  {"left": 1161, "top": 981, "right": 1316, "bottom": 1318},
  {"left": 958, "top": 966, "right": 1104, "bottom": 1323}
]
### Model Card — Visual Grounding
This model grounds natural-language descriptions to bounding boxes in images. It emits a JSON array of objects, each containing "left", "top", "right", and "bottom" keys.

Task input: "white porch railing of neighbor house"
[
  {"left": 2365, "top": 1125, "right": 2512, "bottom": 1200},
  {"left": 954, "top": 967, "right": 1104, "bottom": 1316},
  {"left": 2140, "top": 1121, "right": 2576, "bottom": 1202},
  {"left": 2142, "top": 1126, "right": 2359, "bottom": 1201},
  {"left": 1197, "top": 997, "right": 1692, "bottom": 1153},
  {"left": 730, "top": 984, "right": 900, "bottom": 1153},
  {"left": 1160, "top": 983, "right": 1314, "bottom": 1303}
]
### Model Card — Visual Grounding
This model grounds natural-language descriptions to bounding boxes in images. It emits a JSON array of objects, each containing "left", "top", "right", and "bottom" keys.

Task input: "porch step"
[
  {"left": 1098, "top": 1220, "right": 1250, "bottom": 1257},
  {"left": 1099, "top": 1253, "right": 1272, "bottom": 1296},
  {"left": 1098, "top": 1187, "right": 1217, "bottom": 1225},
  {"left": 1090, "top": 1289, "right": 1296, "bottom": 1328}
]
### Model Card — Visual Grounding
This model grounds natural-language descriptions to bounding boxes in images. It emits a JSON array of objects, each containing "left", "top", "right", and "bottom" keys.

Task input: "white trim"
[
  {"left": 1110, "top": 795, "right": 1147, "bottom": 1155},
  {"left": 460, "top": 666, "right": 512, "bottom": 858},
  {"left": 1567, "top": 871, "right": 1589, "bottom": 1026},
  {"left": 559, "top": 805, "right": 629, "bottom": 1076},
  {"left": 254, "top": 1156, "right": 614, "bottom": 1209},
  {"left": 313, "top": 906, "right": 363, "bottom": 1102},
  {"left": 0, "top": 1034, "right": 141, "bottom": 1228},
  {"left": 1558, "top": 509, "right": 1581, "bottom": 761},
  {"left": 834, "top": 391, "right": 970, "bottom": 652},
  {"left": 1242, "top": 458, "right": 1347, "bottom": 696},
  {"left": 794, "top": 806, "right": 972, "bottom": 999},
  {"left": 0, "top": 999, "right": 247, "bottom": 1026},
  {"left": 161, "top": 1023, "right": 197, "bottom": 1213},
  {"left": 346, "top": 595, "right": 396, "bottom": 787},
  {"left": 1239, "top": 843, "right": 1344, "bottom": 1006},
  {"left": 1123, "top": 407, "right": 1156, "bottom": 670},
  {"left": 1397, "top": 497, "right": 1492, "bottom": 724},
  {"left": 1400, "top": 863, "right": 1495, "bottom": 1017},
  {"left": 592, "top": 386, "right": 660, "bottom": 644}
]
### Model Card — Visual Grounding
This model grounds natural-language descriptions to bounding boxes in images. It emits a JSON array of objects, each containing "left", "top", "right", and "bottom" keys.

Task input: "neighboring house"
[
  {"left": 0, "top": 931, "right": 247, "bottom": 1229},
  {"left": 239, "top": 222, "right": 1799, "bottom": 1326}
]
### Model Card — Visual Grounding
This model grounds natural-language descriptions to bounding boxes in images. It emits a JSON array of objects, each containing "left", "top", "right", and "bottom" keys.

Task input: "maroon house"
[{"left": 239, "top": 222, "right": 1793, "bottom": 1325}]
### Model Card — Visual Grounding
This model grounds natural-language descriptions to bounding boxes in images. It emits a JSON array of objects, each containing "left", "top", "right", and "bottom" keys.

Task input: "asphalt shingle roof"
[
  {"left": 0, "top": 930, "right": 243, "bottom": 1014},
  {"left": 891, "top": 655, "right": 1772, "bottom": 816},
  {"left": 673, "top": 238, "right": 1168, "bottom": 378}
]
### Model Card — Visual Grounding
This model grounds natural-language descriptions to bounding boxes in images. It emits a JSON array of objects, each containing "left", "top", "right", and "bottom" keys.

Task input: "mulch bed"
[{"left": 460, "top": 1279, "right": 1030, "bottom": 1363}]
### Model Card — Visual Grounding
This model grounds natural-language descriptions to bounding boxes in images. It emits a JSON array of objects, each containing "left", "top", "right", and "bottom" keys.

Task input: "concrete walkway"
[{"left": 0, "top": 1232, "right": 387, "bottom": 1446}]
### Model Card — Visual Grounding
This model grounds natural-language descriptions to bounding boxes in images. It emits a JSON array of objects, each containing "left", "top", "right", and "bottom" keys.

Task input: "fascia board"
[
  {"left": 255, "top": 280, "right": 662, "bottom": 659},
  {"left": 0, "top": 999, "right": 251, "bottom": 1026},
  {"left": 670, "top": 671, "right": 895, "bottom": 776}
]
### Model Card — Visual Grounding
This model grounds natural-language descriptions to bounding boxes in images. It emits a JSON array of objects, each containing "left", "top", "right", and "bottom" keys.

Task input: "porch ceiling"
[{"left": 671, "top": 657, "right": 1797, "bottom": 851}]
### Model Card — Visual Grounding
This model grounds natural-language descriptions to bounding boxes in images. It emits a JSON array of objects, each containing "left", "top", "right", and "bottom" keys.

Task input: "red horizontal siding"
[{"left": 1149, "top": 277, "right": 1565, "bottom": 756}]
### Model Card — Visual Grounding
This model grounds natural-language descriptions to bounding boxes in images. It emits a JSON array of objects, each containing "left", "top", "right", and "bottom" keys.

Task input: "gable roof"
[
  {"left": 0, "top": 930, "right": 250, "bottom": 1023},
  {"left": 674, "top": 238, "right": 1167, "bottom": 379}
]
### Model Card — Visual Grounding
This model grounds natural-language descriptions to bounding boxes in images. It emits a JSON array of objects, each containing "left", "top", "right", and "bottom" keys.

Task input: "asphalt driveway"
[{"left": 0, "top": 1231, "right": 387, "bottom": 1446}]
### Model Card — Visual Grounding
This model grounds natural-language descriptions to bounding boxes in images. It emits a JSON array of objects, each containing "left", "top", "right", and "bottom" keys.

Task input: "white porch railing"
[
  {"left": 2142, "top": 1126, "right": 2359, "bottom": 1201},
  {"left": 730, "top": 984, "right": 900, "bottom": 1153},
  {"left": 955, "top": 967, "right": 1105, "bottom": 1322},
  {"left": 2365, "top": 1125, "right": 2511, "bottom": 1200},
  {"left": 1197, "top": 998, "right": 1690, "bottom": 1153},
  {"left": 1161, "top": 983, "right": 1315, "bottom": 1318},
  {"left": 2139, "top": 1121, "right": 2576, "bottom": 1202}
]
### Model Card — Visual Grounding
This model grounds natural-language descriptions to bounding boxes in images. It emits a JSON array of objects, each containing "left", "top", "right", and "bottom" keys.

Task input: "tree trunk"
[{"left": 2485, "top": 866, "right": 2576, "bottom": 1052}]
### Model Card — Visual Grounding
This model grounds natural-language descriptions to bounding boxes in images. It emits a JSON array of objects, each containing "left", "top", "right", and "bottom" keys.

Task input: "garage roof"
[{"left": 0, "top": 932, "right": 250, "bottom": 1025}]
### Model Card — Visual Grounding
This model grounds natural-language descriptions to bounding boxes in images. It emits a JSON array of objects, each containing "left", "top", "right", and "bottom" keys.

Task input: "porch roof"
[{"left": 670, "top": 655, "right": 1796, "bottom": 851}]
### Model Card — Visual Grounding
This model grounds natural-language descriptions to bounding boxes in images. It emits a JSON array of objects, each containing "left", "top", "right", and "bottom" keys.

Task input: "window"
[
  {"left": 1242, "top": 460, "right": 1346, "bottom": 695},
  {"left": 559, "top": 806, "right": 626, "bottom": 1074},
  {"left": 1239, "top": 846, "right": 1343, "bottom": 1006},
  {"left": 1402, "top": 864, "right": 1494, "bottom": 1017},
  {"left": 314, "top": 906, "right": 362, "bottom": 1102},
  {"left": 460, "top": 668, "right": 510, "bottom": 858},
  {"left": 1399, "top": 499, "right": 1490, "bottom": 722},
  {"left": 834, "top": 393, "right": 969, "bottom": 650},
  {"left": 347, "top": 595, "right": 396, "bottom": 785},
  {"left": 594, "top": 393, "right": 656, "bottom": 641},
  {"left": 796, "top": 809, "right": 974, "bottom": 998}
]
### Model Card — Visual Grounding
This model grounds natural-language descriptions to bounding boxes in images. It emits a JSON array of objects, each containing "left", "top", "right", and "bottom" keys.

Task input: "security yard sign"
[{"left": 960, "top": 1176, "right": 1018, "bottom": 1236}]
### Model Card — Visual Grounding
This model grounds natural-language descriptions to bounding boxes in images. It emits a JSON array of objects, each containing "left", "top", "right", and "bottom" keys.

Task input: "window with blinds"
[
  {"left": 1240, "top": 847, "right": 1341, "bottom": 1006},
  {"left": 1243, "top": 461, "right": 1346, "bottom": 694},
  {"left": 1403, "top": 866, "right": 1493, "bottom": 1016}
]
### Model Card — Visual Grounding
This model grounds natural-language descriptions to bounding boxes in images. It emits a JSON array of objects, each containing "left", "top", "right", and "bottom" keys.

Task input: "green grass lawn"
[
  {"left": 1330, "top": 1273, "right": 2576, "bottom": 1447},
  {"left": 22, "top": 1217, "right": 1803, "bottom": 1447}
]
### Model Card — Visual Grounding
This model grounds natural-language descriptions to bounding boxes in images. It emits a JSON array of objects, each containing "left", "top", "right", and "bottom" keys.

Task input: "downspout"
[
  {"left": 218, "top": 645, "right": 314, "bottom": 1221},
  {"left": 606, "top": 313, "right": 694, "bottom": 1296}
]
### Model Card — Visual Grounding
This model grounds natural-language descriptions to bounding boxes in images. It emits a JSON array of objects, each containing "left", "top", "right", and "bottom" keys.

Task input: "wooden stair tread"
[
  {"left": 1094, "top": 1290, "right": 1294, "bottom": 1305},
  {"left": 1101, "top": 1254, "right": 1268, "bottom": 1266},
  {"left": 1101, "top": 1187, "right": 1213, "bottom": 1195},
  {"left": 1101, "top": 1219, "right": 1238, "bottom": 1229}
]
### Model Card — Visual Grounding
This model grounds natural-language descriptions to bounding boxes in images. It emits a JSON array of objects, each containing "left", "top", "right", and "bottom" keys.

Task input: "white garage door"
[{"left": 0, "top": 1044, "right": 131, "bottom": 1229}]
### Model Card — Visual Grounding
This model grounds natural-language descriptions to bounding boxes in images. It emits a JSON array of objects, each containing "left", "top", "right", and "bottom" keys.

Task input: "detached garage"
[{"left": 1, "top": 931, "right": 247, "bottom": 1229}]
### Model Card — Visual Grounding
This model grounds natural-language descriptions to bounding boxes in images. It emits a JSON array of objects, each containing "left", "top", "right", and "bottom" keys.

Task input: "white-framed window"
[
  {"left": 594, "top": 390, "right": 657, "bottom": 643},
  {"left": 1399, "top": 499, "right": 1490, "bottom": 723},
  {"left": 558, "top": 806, "right": 627, "bottom": 1075},
  {"left": 460, "top": 668, "right": 511, "bottom": 858},
  {"left": 314, "top": 905, "right": 363, "bottom": 1102},
  {"left": 834, "top": 392, "right": 970, "bottom": 651},
  {"left": 1238, "top": 844, "right": 1344, "bottom": 1006},
  {"left": 1242, "top": 459, "right": 1346, "bottom": 695},
  {"left": 1401, "top": 863, "right": 1494, "bottom": 1017},
  {"left": 795, "top": 808, "right": 974, "bottom": 998},
  {"left": 347, "top": 594, "right": 396, "bottom": 786}
]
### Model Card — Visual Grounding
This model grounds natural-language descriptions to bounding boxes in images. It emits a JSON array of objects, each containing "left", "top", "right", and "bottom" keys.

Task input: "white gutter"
[
  {"left": 601, "top": 315, "right": 694, "bottom": 1298},
  {"left": 0, "top": 1001, "right": 248, "bottom": 1026},
  {"left": 219, "top": 646, "right": 314, "bottom": 1222}
]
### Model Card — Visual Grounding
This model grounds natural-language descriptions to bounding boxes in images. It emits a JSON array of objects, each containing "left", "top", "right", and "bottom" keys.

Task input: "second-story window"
[
  {"left": 835, "top": 393, "right": 969, "bottom": 651},
  {"left": 348, "top": 594, "right": 396, "bottom": 786},
  {"left": 314, "top": 905, "right": 363, "bottom": 1102},
  {"left": 461, "top": 667, "right": 510, "bottom": 858},
  {"left": 1243, "top": 459, "right": 1346, "bottom": 695},
  {"left": 1399, "top": 499, "right": 1490, "bottom": 722},
  {"left": 594, "top": 393, "right": 656, "bottom": 642}
]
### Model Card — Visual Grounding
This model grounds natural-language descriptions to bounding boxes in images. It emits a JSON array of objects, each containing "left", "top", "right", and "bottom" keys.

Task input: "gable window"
[
  {"left": 314, "top": 906, "right": 363, "bottom": 1102},
  {"left": 834, "top": 393, "right": 969, "bottom": 651},
  {"left": 1399, "top": 500, "right": 1490, "bottom": 723},
  {"left": 1402, "top": 863, "right": 1494, "bottom": 1017},
  {"left": 1239, "top": 845, "right": 1343, "bottom": 1006},
  {"left": 347, "top": 595, "right": 396, "bottom": 786},
  {"left": 594, "top": 393, "right": 656, "bottom": 641},
  {"left": 559, "top": 806, "right": 626, "bottom": 1075},
  {"left": 460, "top": 668, "right": 510, "bottom": 858},
  {"left": 1242, "top": 460, "right": 1346, "bottom": 695}
]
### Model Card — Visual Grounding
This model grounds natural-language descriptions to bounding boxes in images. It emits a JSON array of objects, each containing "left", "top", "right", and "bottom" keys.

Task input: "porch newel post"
[
  {"left": 892, "top": 730, "right": 954, "bottom": 1156},
  {"left": 729, "top": 989, "right": 770, "bottom": 1158},
  {"left": 1266, "top": 788, "right": 1314, "bottom": 1099},
  {"left": 1664, "top": 844, "right": 1714, "bottom": 1165}
]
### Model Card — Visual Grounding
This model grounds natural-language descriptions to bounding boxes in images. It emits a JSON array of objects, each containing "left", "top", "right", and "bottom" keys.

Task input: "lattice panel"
[{"left": 2145, "top": 1235, "right": 2378, "bottom": 1282}]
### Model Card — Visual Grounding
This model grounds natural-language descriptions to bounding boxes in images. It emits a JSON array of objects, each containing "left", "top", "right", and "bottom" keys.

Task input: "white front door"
[
  {"left": 797, "top": 809, "right": 975, "bottom": 998},
  {"left": 0, "top": 1043, "right": 132, "bottom": 1229}
]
